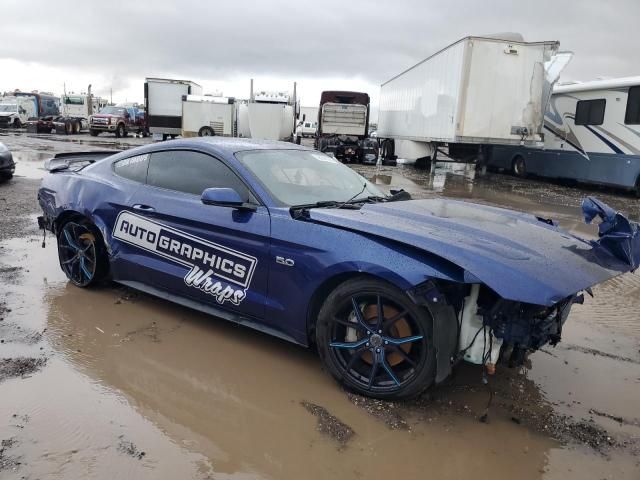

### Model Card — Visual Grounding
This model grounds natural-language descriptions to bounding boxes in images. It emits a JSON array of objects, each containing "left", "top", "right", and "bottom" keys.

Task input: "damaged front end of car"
[{"left": 407, "top": 196, "right": 640, "bottom": 382}]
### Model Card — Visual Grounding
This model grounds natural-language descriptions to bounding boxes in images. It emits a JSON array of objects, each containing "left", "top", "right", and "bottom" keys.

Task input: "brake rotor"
[
  {"left": 79, "top": 232, "right": 95, "bottom": 246},
  {"left": 361, "top": 303, "right": 412, "bottom": 366}
]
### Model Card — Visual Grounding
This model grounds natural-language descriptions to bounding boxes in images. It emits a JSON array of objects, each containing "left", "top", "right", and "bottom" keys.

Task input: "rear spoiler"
[{"left": 44, "top": 151, "right": 117, "bottom": 172}]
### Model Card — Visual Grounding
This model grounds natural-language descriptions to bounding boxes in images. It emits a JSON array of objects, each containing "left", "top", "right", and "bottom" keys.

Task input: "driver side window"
[{"left": 146, "top": 150, "right": 251, "bottom": 200}]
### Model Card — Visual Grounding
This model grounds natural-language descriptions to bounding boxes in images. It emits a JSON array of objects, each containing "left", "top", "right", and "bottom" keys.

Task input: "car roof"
[{"left": 145, "top": 137, "right": 315, "bottom": 155}]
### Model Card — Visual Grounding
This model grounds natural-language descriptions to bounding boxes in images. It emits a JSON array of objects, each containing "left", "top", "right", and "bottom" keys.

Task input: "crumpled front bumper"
[{"left": 582, "top": 197, "right": 640, "bottom": 271}]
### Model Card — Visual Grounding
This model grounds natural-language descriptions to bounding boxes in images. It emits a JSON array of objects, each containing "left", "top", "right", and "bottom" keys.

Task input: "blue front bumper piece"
[{"left": 582, "top": 197, "right": 640, "bottom": 271}]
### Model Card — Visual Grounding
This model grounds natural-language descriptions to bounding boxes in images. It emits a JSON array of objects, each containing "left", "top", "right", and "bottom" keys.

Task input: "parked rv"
[
  {"left": 487, "top": 77, "right": 640, "bottom": 195},
  {"left": 0, "top": 95, "right": 37, "bottom": 128},
  {"left": 377, "top": 36, "right": 571, "bottom": 169},
  {"left": 145, "top": 78, "right": 203, "bottom": 140},
  {"left": 315, "top": 91, "right": 379, "bottom": 164},
  {"left": 182, "top": 95, "right": 236, "bottom": 137}
]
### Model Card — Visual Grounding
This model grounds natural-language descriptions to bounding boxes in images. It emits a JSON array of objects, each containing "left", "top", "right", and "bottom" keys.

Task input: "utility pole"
[{"left": 110, "top": 87, "right": 113, "bottom": 105}]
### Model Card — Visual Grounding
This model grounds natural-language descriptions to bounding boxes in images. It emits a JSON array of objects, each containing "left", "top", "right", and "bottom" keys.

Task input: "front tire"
[
  {"left": 57, "top": 219, "right": 109, "bottom": 287},
  {"left": 316, "top": 278, "right": 436, "bottom": 400},
  {"left": 90, "top": 129, "right": 99, "bottom": 137},
  {"left": 115, "top": 123, "right": 125, "bottom": 138}
]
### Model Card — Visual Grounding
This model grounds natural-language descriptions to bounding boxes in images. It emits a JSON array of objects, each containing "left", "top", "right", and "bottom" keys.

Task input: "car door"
[{"left": 122, "top": 149, "right": 270, "bottom": 320}]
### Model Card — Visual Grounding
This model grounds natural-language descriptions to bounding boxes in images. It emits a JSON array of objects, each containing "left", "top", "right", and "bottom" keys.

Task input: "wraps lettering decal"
[{"left": 113, "top": 211, "right": 257, "bottom": 305}]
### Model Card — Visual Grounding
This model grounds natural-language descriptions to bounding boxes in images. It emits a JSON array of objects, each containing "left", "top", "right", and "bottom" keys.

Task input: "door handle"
[{"left": 132, "top": 204, "right": 156, "bottom": 214}]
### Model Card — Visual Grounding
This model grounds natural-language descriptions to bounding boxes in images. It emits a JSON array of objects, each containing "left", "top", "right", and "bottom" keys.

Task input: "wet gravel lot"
[{"left": 0, "top": 130, "right": 639, "bottom": 479}]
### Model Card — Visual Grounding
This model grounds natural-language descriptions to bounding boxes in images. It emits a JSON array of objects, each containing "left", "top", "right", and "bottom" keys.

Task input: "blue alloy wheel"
[
  {"left": 57, "top": 221, "right": 101, "bottom": 287},
  {"left": 317, "top": 278, "right": 436, "bottom": 400}
]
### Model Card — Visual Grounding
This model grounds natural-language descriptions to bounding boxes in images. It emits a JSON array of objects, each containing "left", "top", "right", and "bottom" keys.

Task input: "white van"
[{"left": 298, "top": 120, "right": 317, "bottom": 138}]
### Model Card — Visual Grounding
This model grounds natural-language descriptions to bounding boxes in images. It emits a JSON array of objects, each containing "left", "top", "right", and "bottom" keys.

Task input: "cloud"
[{"left": 0, "top": 0, "right": 637, "bottom": 105}]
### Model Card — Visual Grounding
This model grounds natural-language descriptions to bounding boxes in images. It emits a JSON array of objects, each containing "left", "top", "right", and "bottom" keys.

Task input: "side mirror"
[
  {"left": 201, "top": 187, "right": 256, "bottom": 211},
  {"left": 302, "top": 114, "right": 306, "bottom": 122}
]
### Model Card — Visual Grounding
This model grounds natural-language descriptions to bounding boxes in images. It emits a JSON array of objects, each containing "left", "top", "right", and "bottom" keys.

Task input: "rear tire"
[
  {"left": 512, "top": 155, "right": 527, "bottom": 177},
  {"left": 316, "top": 277, "right": 436, "bottom": 400},
  {"left": 57, "top": 218, "right": 109, "bottom": 288},
  {"left": 198, "top": 126, "right": 215, "bottom": 137},
  {"left": 72, "top": 121, "right": 80, "bottom": 134},
  {"left": 64, "top": 121, "right": 73, "bottom": 135}
]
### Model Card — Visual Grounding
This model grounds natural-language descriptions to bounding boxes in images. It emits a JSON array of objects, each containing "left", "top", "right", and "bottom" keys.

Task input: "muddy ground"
[{"left": 0, "top": 130, "right": 639, "bottom": 479}]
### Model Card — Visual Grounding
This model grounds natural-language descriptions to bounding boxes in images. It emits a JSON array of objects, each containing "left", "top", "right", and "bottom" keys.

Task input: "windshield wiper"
[
  {"left": 291, "top": 200, "right": 340, "bottom": 210},
  {"left": 336, "top": 183, "right": 367, "bottom": 209}
]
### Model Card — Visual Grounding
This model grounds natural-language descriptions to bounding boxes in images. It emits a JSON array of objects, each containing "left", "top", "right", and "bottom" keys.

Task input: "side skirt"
[{"left": 116, "top": 280, "right": 304, "bottom": 347}]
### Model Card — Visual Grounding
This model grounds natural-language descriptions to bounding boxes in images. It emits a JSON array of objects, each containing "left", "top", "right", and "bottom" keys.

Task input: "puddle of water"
[{"left": 1, "top": 232, "right": 639, "bottom": 478}]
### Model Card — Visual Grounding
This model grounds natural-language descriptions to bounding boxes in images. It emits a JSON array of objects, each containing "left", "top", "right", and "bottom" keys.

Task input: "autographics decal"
[{"left": 113, "top": 211, "right": 257, "bottom": 305}]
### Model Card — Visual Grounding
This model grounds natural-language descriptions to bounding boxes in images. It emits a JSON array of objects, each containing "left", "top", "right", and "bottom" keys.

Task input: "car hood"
[{"left": 308, "top": 199, "right": 634, "bottom": 306}]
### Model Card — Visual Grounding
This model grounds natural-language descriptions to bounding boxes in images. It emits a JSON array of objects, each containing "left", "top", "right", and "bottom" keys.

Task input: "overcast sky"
[{"left": 0, "top": 0, "right": 637, "bottom": 107}]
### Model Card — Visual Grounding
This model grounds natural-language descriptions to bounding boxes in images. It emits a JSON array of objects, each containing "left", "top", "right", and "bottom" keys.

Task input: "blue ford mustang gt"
[{"left": 37, "top": 138, "right": 640, "bottom": 399}]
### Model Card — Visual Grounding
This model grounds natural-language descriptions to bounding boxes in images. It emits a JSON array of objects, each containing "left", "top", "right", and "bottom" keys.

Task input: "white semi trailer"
[
  {"left": 145, "top": 78, "right": 203, "bottom": 140},
  {"left": 377, "top": 35, "right": 571, "bottom": 169},
  {"left": 182, "top": 95, "right": 236, "bottom": 137}
]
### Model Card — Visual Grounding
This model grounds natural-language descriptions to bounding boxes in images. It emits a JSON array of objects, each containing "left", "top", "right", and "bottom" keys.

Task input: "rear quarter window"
[{"left": 113, "top": 154, "right": 150, "bottom": 183}]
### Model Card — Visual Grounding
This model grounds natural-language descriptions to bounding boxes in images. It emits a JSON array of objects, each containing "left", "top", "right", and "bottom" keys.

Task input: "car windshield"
[
  {"left": 99, "top": 106, "right": 125, "bottom": 115},
  {"left": 236, "top": 149, "right": 384, "bottom": 207},
  {"left": 0, "top": 104, "right": 16, "bottom": 112}
]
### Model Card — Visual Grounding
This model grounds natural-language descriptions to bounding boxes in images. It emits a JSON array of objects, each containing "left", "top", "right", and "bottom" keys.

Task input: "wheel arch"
[
  {"left": 53, "top": 209, "right": 111, "bottom": 251},
  {"left": 305, "top": 269, "right": 461, "bottom": 385},
  {"left": 53, "top": 209, "right": 87, "bottom": 234}
]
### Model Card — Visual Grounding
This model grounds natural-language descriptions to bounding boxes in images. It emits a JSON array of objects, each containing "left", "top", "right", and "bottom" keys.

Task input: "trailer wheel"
[
  {"left": 512, "top": 155, "right": 527, "bottom": 177},
  {"left": 198, "top": 126, "right": 215, "bottom": 137},
  {"left": 115, "top": 123, "right": 125, "bottom": 138}
]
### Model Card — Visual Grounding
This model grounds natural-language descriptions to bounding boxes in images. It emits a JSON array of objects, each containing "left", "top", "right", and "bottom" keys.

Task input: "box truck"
[
  {"left": 377, "top": 35, "right": 571, "bottom": 168},
  {"left": 144, "top": 78, "right": 203, "bottom": 140},
  {"left": 182, "top": 95, "right": 236, "bottom": 137}
]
